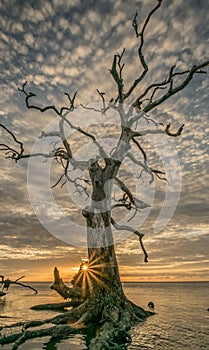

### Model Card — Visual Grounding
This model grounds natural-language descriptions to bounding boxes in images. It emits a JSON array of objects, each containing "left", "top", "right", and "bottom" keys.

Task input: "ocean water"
[{"left": 0, "top": 282, "right": 208, "bottom": 349}]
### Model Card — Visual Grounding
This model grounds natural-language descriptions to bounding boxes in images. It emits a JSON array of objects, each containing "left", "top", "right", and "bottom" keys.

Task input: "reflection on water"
[{"left": 1, "top": 282, "right": 209, "bottom": 349}]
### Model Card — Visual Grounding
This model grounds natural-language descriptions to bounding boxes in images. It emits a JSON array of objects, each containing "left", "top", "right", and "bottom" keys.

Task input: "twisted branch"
[
  {"left": 123, "top": 0, "right": 163, "bottom": 100},
  {"left": 133, "top": 123, "right": 185, "bottom": 138},
  {"left": 0, "top": 124, "right": 24, "bottom": 161},
  {"left": 111, "top": 218, "right": 148, "bottom": 262},
  {"left": 140, "top": 61, "right": 209, "bottom": 112}
]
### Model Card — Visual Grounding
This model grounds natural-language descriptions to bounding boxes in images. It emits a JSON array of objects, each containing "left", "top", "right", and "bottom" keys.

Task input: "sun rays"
[
  {"left": 74, "top": 251, "right": 113, "bottom": 294},
  {"left": 82, "top": 263, "right": 88, "bottom": 271}
]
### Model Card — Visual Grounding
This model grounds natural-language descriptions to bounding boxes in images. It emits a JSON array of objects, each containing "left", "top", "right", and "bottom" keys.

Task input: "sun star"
[{"left": 82, "top": 264, "right": 88, "bottom": 271}]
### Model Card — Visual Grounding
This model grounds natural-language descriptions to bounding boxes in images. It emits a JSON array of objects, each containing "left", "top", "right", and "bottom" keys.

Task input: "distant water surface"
[{"left": 0, "top": 282, "right": 208, "bottom": 349}]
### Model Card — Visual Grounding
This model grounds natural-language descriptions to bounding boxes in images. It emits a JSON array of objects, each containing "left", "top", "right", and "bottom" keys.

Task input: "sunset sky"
[{"left": 0, "top": 0, "right": 209, "bottom": 283}]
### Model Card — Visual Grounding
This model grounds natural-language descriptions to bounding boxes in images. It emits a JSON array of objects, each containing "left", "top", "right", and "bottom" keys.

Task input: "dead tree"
[{"left": 0, "top": 1, "right": 208, "bottom": 349}]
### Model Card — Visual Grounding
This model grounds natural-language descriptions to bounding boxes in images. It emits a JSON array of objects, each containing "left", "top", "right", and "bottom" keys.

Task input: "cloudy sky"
[{"left": 0, "top": 0, "right": 209, "bottom": 283}]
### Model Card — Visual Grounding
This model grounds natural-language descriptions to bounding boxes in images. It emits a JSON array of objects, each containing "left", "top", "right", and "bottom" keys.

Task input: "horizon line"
[{"left": 21, "top": 280, "right": 209, "bottom": 283}]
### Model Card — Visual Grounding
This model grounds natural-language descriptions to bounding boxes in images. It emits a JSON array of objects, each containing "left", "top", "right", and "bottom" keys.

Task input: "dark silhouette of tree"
[{"left": 0, "top": 1, "right": 208, "bottom": 348}]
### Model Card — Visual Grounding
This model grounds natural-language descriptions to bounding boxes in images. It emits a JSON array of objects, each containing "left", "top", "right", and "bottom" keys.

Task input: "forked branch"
[
  {"left": 111, "top": 218, "right": 148, "bottom": 262},
  {"left": 18, "top": 81, "right": 76, "bottom": 115},
  {"left": 0, "top": 124, "right": 24, "bottom": 160},
  {"left": 140, "top": 61, "right": 209, "bottom": 112},
  {"left": 115, "top": 177, "right": 150, "bottom": 209},
  {"left": 123, "top": 0, "right": 163, "bottom": 100}
]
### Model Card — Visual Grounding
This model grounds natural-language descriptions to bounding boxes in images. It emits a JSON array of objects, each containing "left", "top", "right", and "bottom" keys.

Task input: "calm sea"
[{"left": 0, "top": 282, "right": 208, "bottom": 349}]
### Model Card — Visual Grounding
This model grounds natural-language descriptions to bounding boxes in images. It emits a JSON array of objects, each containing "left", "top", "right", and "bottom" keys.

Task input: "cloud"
[{"left": 0, "top": 0, "right": 209, "bottom": 280}]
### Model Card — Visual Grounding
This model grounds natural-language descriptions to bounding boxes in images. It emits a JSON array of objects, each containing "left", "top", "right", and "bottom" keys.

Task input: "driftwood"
[{"left": 0, "top": 275, "right": 38, "bottom": 294}]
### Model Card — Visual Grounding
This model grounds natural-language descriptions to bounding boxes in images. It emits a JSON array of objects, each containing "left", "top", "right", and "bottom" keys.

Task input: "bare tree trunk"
[
  {"left": 83, "top": 207, "right": 124, "bottom": 300},
  {"left": 48, "top": 172, "right": 152, "bottom": 348}
]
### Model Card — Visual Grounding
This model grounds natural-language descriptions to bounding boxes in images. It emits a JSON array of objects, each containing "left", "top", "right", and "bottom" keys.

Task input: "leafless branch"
[
  {"left": 132, "top": 63, "right": 208, "bottom": 110},
  {"left": 18, "top": 82, "right": 94, "bottom": 144},
  {"left": 117, "top": 48, "right": 126, "bottom": 80},
  {"left": 133, "top": 65, "right": 175, "bottom": 104},
  {"left": 152, "top": 169, "right": 168, "bottom": 182},
  {"left": 111, "top": 217, "right": 148, "bottom": 262},
  {"left": 80, "top": 103, "right": 104, "bottom": 113},
  {"left": 123, "top": 0, "right": 163, "bottom": 100},
  {"left": 133, "top": 123, "right": 185, "bottom": 138},
  {"left": 0, "top": 124, "right": 24, "bottom": 160},
  {"left": 126, "top": 151, "right": 151, "bottom": 176},
  {"left": 18, "top": 81, "right": 77, "bottom": 115},
  {"left": 115, "top": 177, "right": 150, "bottom": 209},
  {"left": 165, "top": 123, "right": 184, "bottom": 137},
  {"left": 128, "top": 110, "right": 164, "bottom": 129},
  {"left": 1, "top": 275, "right": 37, "bottom": 294},
  {"left": 64, "top": 91, "right": 77, "bottom": 111},
  {"left": 51, "top": 173, "right": 65, "bottom": 188},
  {"left": 14, "top": 276, "right": 25, "bottom": 282},
  {"left": 96, "top": 89, "right": 109, "bottom": 114},
  {"left": 140, "top": 61, "right": 209, "bottom": 112},
  {"left": 52, "top": 156, "right": 90, "bottom": 197},
  {"left": 111, "top": 192, "right": 132, "bottom": 211},
  {"left": 127, "top": 207, "right": 138, "bottom": 222},
  {"left": 132, "top": 137, "right": 147, "bottom": 162},
  {"left": 149, "top": 86, "right": 167, "bottom": 104},
  {"left": 13, "top": 152, "right": 56, "bottom": 160},
  {"left": 13, "top": 281, "right": 38, "bottom": 294},
  {"left": 115, "top": 178, "right": 135, "bottom": 205},
  {"left": 18, "top": 82, "right": 109, "bottom": 162},
  {"left": 109, "top": 49, "right": 125, "bottom": 102}
]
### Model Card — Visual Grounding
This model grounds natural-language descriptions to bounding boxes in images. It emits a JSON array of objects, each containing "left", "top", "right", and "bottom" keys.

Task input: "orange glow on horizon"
[{"left": 4, "top": 261, "right": 209, "bottom": 283}]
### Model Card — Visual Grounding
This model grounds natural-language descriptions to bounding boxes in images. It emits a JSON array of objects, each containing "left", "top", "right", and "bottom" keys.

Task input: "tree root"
[
  {"left": 87, "top": 299, "right": 152, "bottom": 350},
  {"left": 1, "top": 325, "right": 77, "bottom": 349},
  {"left": 0, "top": 301, "right": 87, "bottom": 332},
  {"left": 31, "top": 300, "right": 83, "bottom": 311},
  {"left": 0, "top": 299, "right": 153, "bottom": 349},
  {"left": 88, "top": 322, "right": 131, "bottom": 350}
]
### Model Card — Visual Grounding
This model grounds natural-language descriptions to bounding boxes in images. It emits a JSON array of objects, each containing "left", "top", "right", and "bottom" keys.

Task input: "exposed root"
[
  {"left": 31, "top": 300, "right": 82, "bottom": 311},
  {"left": 89, "top": 322, "right": 131, "bottom": 350},
  {"left": 0, "top": 298, "right": 153, "bottom": 349},
  {"left": 0, "top": 265, "right": 154, "bottom": 350},
  {"left": 3, "top": 325, "right": 77, "bottom": 350},
  {"left": 0, "top": 301, "right": 87, "bottom": 332},
  {"left": 88, "top": 299, "right": 153, "bottom": 350}
]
